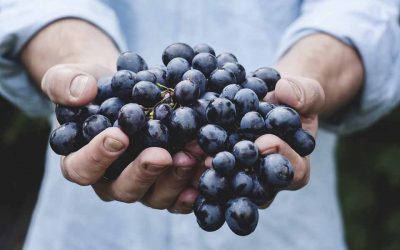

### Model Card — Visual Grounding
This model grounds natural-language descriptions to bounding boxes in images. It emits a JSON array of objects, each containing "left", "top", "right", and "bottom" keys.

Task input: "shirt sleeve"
[
  {"left": 275, "top": 0, "right": 400, "bottom": 134},
  {"left": 0, "top": 0, "right": 127, "bottom": 117}
]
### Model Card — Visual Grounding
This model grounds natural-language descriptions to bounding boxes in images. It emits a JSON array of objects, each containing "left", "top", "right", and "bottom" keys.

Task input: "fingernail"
[
  {"left": 104, "top": 137, "right": 124, "bottom": 152},
  {"left": 70, "top": 75, "right": 89, "bottom": 98},
  {"left": 286, "top": 79, "right": 302, "bottom": 101}
]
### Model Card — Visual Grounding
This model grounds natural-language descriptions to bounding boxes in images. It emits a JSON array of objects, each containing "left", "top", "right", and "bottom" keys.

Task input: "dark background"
[{"left": 0, "top": 96, "right": 399, "bottom": 250}]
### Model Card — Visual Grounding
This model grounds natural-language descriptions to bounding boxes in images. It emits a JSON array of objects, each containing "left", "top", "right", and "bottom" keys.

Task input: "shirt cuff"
[
  {"left": 275, "top": 0, "right": 400, "bottom": 134},
  {"left": 0, "top": 0, "right": 127, "bottom": 117}
]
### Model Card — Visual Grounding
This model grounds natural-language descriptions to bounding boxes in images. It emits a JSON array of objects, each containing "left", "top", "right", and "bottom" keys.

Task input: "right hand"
[{"left": 43, "top": 63, "right": 206, "bottom": 213}]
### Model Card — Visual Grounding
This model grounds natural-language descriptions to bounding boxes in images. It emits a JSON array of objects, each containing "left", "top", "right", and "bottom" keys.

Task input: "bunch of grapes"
[{"left": 49, "top": 42, "right": 315, "bottom": 236}]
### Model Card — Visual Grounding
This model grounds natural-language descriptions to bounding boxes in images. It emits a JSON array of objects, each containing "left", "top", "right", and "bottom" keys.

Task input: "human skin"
[{"left": 21, "top": 19, "right": 363, "bottom": 213}]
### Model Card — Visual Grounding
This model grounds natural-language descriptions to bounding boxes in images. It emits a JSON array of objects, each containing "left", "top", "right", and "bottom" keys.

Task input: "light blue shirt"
[{"left": 1, "top": 1, "right": 399, "bottom": 250}]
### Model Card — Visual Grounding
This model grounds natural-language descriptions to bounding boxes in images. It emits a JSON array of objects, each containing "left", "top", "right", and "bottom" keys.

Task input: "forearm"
[
  {"left": 275, "top": 33, "right": 364, "bottom": 116},
  {"left": 21, "top": 19, "right": 119, "bottom": 84}
]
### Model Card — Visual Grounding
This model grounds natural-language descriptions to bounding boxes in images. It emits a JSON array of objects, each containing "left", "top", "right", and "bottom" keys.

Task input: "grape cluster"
[{"left": 49, "top": 42, "right": 316, "bottom": 236}]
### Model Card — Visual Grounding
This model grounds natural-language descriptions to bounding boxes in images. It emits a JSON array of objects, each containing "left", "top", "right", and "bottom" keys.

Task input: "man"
[{"left": 1, "top": 0, "right": 399, "bottom": 249}]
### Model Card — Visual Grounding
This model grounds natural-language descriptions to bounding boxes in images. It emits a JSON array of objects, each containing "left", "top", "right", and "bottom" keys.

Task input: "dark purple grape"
[
  {"left": 193, "top": 43, "right": 216, "bottom": 56},
  {"left": 154, "top": 103, "right": 173, "bottom": 123},
  {"left": 232, "top": 140, "right": 259, "bottom": 167},
  {"left": 82, "top": 114, "right": 111, "bottom": 142},
  {"left": 216, "top": 52, "right": 238, "bottom": 68},
  {"left": 240, "top": 111, "right": 265, "bottom": 141},
  {"left": 168, "top": 107, "right": 199, "bottom": 145},
  {"left": 95, "top": 76, "right": 114, "bottom": 104},
  {"left": 249, "top": 174, "right": 276, "bottom": 207},
  {"left": 208, "top": 69, "right": 236, "bottom": 93},
  {"left": 166, "top": 57, "right": 191, "bottom": 86},
  {"left": 192, "top": 99, "right": 210, "bottom": 125},
  {"left": 241, "top": 77, "right": 268, "bottom": 99},
  {"left": 136, "top": 70, "right": 157, "bottom": 83},
  {"left": 149, "top": 64, "right": 167, "bottom": 72},
  {"left": 206, "top": 98, "right": 236, "bottom": 128},
  {"left": 227, "top": 132, "right": 241, "bottom": 150},
  {"left": 194, "top": 196, "right": 225, "bottom": 232},
  {"left": 111, "top": 70, "right": 137, "bottom": 101},
  {"left": 182, "top": 69, "right": 207, "bottom": 96},
  {"left": 99, "top": 97, "right": 125, "bottom": 123},
  {"left": 258, "top": 102, "right": 275, "bottom": 118},
  {"left": 264, "top": 106, "right": 301, "bottom": 137},
  {"left": 148, "top": 67, "right": 167, "bottom": 86},
  {"left": 162, "top": 43, "right": 194, "bottom": 66},
  {"left": 197, "top": 124, "right": 228, "bottom": 155},
  {"left": 233, "top": 88, "right": 259, "bottom": 118},
  {"left": 55, "top": 104, "right": 80, "bottom": 124},
  {"left": 201, "top": 92, "right": 219, "bottom": 102},
  {"left": 117, "top": 103, "right": 146, "bottom": 135},
  {"left": 131, "top": 81, "right": 162, "bottom": 107},
  {"left": 225, "top": 197, "right": 258, "bottom": 236},
  {"left": 212, "top": 151, "right": 236, "bottom": 176},
  {"left": 78, "top": 104, "right": 100, "bottom": 123},
  {"left": 117, "top": 51, "right": 148, "bottom": 73},
  {"left": 258, "top": 154, "right": 294, "bottom": 189},
  {"left": 251, "top": 67, "right": 280, "bottom": 91},
  {"left": 220, "top": 84, "right": 242, "bottom": 101},
  {"left": 222, "top": 62, "right": 246, "bottom": 84},
  {"left": 231, "top": 171, "right": 254, "bottom": 197},
  {"left": 192, "top": 53, "right": 218, "bottom": 78},
  {"left": 286, "top": 128, "right": 315, "bottom": 157},
  {"left": 174, "top": 80, "right": 200, "bottom": 106},
  {"left": 199, "top": 168, "right": 230, "bottom": 202},
  {"left": 49, "top": 122, "right": 82, "bottom": 155},
  {"left": 143, "top": 120, "right": 169, "bottom": 148}
]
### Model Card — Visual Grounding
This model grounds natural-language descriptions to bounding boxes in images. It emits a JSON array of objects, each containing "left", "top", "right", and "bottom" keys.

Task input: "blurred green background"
[{"left": 0, "top": 97, "right": 399, "bottom": 250}]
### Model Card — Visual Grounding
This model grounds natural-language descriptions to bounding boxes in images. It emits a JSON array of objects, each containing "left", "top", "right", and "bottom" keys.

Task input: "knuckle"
[{"left": 113, "top": 190, "right": 139, "bottom": 203}]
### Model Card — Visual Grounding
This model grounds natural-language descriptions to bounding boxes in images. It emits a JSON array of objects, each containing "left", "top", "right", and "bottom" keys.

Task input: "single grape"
[
  {"left": 182, "top": 69, "right": 207, "bottom": 95},
  {"left": 99, "top": 97, "right": 125, "bottom": 123},
  {"left": 208, "top": 69, "right": 237, "bottom": 93},
  {"left": 220, "top": 84, "right": 242, "bottom": 101},
  {"left": 154, "top": 103, "right": 173, "bottom": 123},
  {"left": 241, "top": 77, "right": 268, "bottom": 99},
  {"left": 222, "top": 62, "right": 246, "bottom": 84},
  {"left": 249, "top": 174, "right": 276, "bottom": 207},
  {"left": 206, "top": 97, "right": 236, "bottom": 128},
  {"left": 264, "top": 106, "right": 301, "bottom": 137},
  {"left": 251, "top": 67, "right": 280, "bottom": 91},
  {"left": 82, "top": 114, "right": 112, "bottom": 142},
  {"left": 232, "top": 140, "right": 259, "bottom": 167},
  {"left": 117, "top": 51, "right": 148, "bottom": 73},
  {"left": 111, "top": 70, "right": 137, "bottom": 101},
  {"left": 162, "top": 42, "right": 195, "bottom": 66},
  {"left": 143, "top": 120, "right": 169, "bottom": 148},
  {"left": 191, "top": 98, "right": 210, "bottom": 125},
  {"left": 118, "top": 103, "right": 146, "bottom": 136},
  {"left": 212, "top": 151, "right": 236, "bottom": 176},
  {"left": 192, "top": 53, "right": 218, "bottom": 78},
  {"left": 201, "top": 92, "right": 220, "bottom": 102},
  {"left": 193, "top": 43, "right": 216, "bottom": 56},
  {"left": 55, "top": 104, "right": 80, "bottom": 124},
  {"left": 231, "top": 171, "right": 254, "bottom": 197},
  {"left": 227, "top": 132, "right": 241, "bottom": 150},
  {"left": 95, "top": 76, "right": 114, "bottom": 104},
  {"left": 131, "top": 81, "right": 162, "bottom": 107},
  {"left": 240, "top": 111, "right": 265, "bottom": 141},
  {"left": 194, "top": 196, "right": 225, "bottom": 232},
  {"left": 136, "top": 70, "right": 157, "bottom": 83},
  {"left": 168, "top": 107, "right": 199, "bottom": 145},
  {"left": 49, "top": 122, "right": 82, "bottom": 155},
  {"left": 216, "top": 52, "right": 238, "bottom": 68},
  {"left": 225, "top": 197, "right": 259, "bottom": 236},
  {"left": 174, "top": 80, "right": 200, "bottom": 106},
  {"left": 78, "top": 104, "right": 100, "bottom": 123},
  {"left": 233, "top": 88, "right": 259, "bottom": 118},
  {"left": 148, "top": 67, "right": 167, "bottom": 86},
  {"left": 197, "top": 124, "right": 228, "bottom": 155},
  {"left": 258, "top": 154, "right": 294, "bottom": 189},
  {"left": 199, "top": 168, "right": 230, "bottom": 201},
  {"left": 258, "top": 102, "right": 275, "bottom": 118},
  {"left": 286, "top": 128, "right": 316, "bottom": 157},
  {"left": 166, "top": 57, "right": 191, "bottom": 86}
]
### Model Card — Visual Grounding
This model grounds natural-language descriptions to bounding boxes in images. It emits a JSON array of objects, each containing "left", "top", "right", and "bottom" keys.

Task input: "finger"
[
  {"left": 255, "top": 134, "right": 310, "bottom": 190},
  {"left": 106, "top": 147, "right": 173, "bottom": 203},
  {"left": 190, "top": 161, "right": 209, "bottom": 188},
  {"left": 141, "top": 151, "right": 197, "bottom": 209},
  {"left": 61, "top": 127, "right": 129, "bottom": 186},
  {"left": 168, "top": 188, "right": 199, "bottom": 214},
  {"left": 274, "top": 77, "right": 325, "bottom": 114}
]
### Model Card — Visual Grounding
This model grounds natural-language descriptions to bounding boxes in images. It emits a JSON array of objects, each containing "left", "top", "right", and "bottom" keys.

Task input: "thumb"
[
  {"left": 274, "top": 77, "right": 325, "bottom": 114},
  {"left": 41, "top": 64, "right": 112, "bottom": 106}
]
